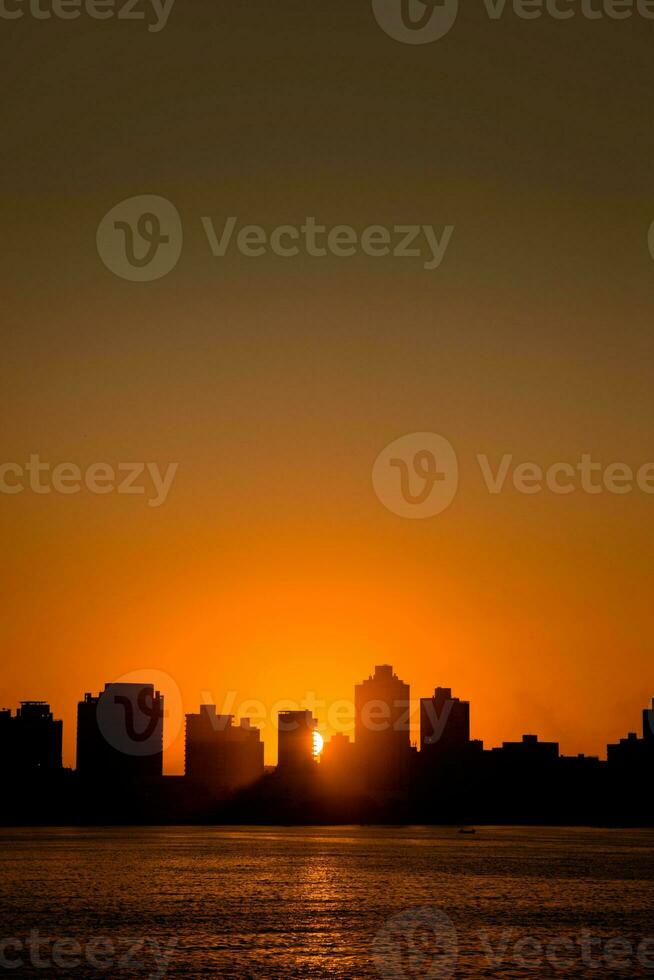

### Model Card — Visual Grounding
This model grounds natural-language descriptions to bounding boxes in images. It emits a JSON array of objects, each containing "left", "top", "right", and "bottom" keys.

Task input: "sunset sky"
[{"left": 2, "top": 4, "right": 653, "bottom": 771}]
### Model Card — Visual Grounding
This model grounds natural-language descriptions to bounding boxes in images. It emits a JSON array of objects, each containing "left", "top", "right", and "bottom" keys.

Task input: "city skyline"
[
  {"left": 4, "top": 530, "right": 653, "bottom": 776},
  {"left": 2, "top": 663, "right": 653, "bottom": 826},
  {"left": 3, "top": 663, "right": 652, "bottom": 771}
]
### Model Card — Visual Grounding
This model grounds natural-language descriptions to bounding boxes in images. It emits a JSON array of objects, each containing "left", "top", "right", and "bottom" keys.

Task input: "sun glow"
[{"left": 312, "top": 730, "right": 324, "bottom": 757}]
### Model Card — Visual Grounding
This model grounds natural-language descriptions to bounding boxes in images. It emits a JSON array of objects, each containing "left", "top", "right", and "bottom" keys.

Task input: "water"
[{"left": 0, "top": 826, "right": 653, "bottom": 978}]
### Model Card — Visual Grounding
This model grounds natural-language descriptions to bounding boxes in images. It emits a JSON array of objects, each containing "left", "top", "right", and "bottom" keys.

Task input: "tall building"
[
  {"left": 0, "top": 702, "right": 63, "bottom": 773},
  {"left": 185, "top": 705, "right": 264, "bottom": 797},
  {"left": 76, "top": 683, "right": 164, "bottom": 783},
  {"left": 321, "top": 732, "right": 354, "bottom": 768},
  {"left": 420, "top": 687, "right": 470, "bottom": 760},
  {"left": 277, "top": 710, "right": 317, "bottom": 771},
  {"left": 320, "top": 733, "right": 358, "bottom": 793},
  {"left": 354, "top": 665, "right": 411, "bottom": 795}
]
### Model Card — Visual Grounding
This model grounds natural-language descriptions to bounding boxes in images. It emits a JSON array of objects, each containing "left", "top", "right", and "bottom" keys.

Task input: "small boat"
[{"left": 458, "top": 827, "right": 476, "bottom": 834}]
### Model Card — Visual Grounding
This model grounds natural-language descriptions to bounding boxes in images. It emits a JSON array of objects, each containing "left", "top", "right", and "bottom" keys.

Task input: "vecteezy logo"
[
  {"left": 372, "top": 432, "right": 458, "bottom": 518},
  {"left": 96, "top": 195, "right": 182, "bottom": 282},
  {"left": 373, "top": 906, "right": 459, "bottom": 979},
  {"left": 372, "top": 0, "right": 458, "bottom": 44},
  {"left": 96, "top": 669, "right": 183, "bottom": 757}
]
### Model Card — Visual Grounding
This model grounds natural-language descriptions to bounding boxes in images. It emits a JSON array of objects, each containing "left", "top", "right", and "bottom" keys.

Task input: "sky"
[{"left": 1, "top": 2, "right": 653, "bottom": 770}]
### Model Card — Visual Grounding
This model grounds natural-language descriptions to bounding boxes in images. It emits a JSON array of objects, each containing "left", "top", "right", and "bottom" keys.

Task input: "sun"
[{"left": 312, "top": 730, "right": 324, "bottom": 757}]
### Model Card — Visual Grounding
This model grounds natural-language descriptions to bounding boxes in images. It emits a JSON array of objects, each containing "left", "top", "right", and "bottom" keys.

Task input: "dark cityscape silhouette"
[{"left": 1, "top": 665, "right": 652, "bottom": 826}]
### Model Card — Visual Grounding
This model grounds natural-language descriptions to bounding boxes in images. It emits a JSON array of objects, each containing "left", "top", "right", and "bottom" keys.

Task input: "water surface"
[{"left": 1, "top": 826, "right": 653, "bottom": 977}]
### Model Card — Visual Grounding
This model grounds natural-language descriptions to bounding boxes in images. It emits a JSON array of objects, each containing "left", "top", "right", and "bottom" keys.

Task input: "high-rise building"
[
  {"left": 277, "top": 710, "right": 317, "bottom": 771},
  {"left": 76, "top": 683, "right": 164, "bottom": 783},
  {"left": 321, "top": 732, "right": 354, "bottom": 767},
  {"left": 0, "top": 702, "right": 63, "bottom": 773},
  {"left": 185, "top": 705, "right": 264, "bottom": 797},
  {"left": 354, "top": 665, "right": 411, "bottom": 795},
  {"left": 320, "top": 733, "right": 358, "bottom": 793},
  {"left": 420, "top": 687, "right": 470, "bottom": 760}
]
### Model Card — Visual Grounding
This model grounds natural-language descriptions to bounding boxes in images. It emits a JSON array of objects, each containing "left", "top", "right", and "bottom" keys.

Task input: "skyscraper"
[
  {"left": 420, "top": 687, "right": 471, "bottom": 761},
  {"left": 354, "top": 665, "right": 411, "bottom": 796},
  {"left": 320, "top": 733, "right": 358, "bottom": 793},
  {"left": 277, "top": 710, "right": 317, "bottom": 771},
  {"left": 0, "top": 702, "right": 63, "bottom": 774},
  {"left": 76, "top": 683, "right": 164, "bottom": 783},
  {"left": 185, "top": 705, "right": 264, "bottom": 797}
]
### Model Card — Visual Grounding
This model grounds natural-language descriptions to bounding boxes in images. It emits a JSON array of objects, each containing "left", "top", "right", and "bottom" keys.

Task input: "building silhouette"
[
  {"left": 0, "top": 701, "right": 62, "bottom": 773},
  {"left": 185, "top": 705, "right": 263, "bottom": 798},
  {"left": 320, "top": 732, "right": 358, "bottom": 794},
  {"left": 416, "top": 686, "right": 482, "bottom": 820},
  {"left": 76, "top": 683, "right": 163, "bottom": 783},
  {"left": 355, "top": 664, "right": 411, "bottom": 797},
  {"left": 491, "top": 733, "right": 559, "bottom": 764},
  {"left": 321, "top": 732, "right": 355, "bottom": 769},
  {"left": 277, "top": 710, "right": 317, "bottom": 771},
  {"left": 420, "top": 687, "right": 471, "bottom": 760},
  {"left": 607, "top": 730, "right": 649, "bottom": 769}
]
